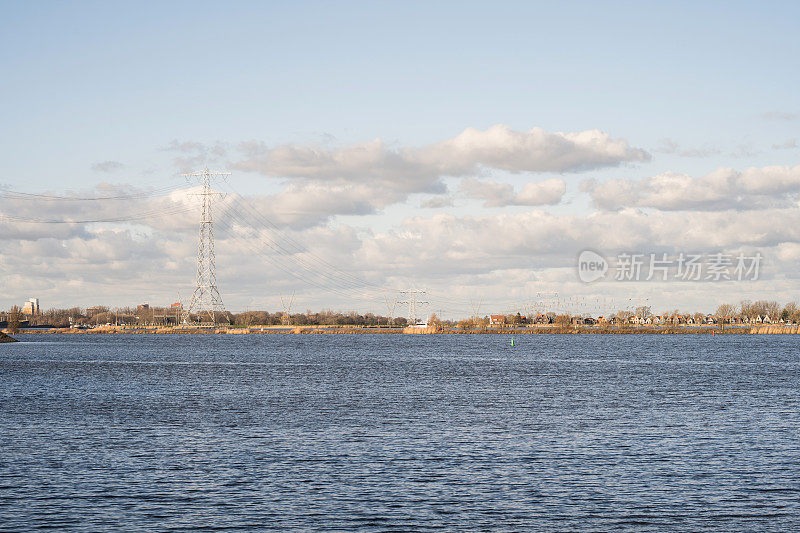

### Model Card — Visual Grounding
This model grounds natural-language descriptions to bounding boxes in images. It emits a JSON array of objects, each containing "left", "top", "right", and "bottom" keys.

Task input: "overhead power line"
[
  {"left": 0, "top": 204, "right": 196, "bottom": 224},
  {"left": 0, "top": 183, "right": 185, "bottom": 201}
]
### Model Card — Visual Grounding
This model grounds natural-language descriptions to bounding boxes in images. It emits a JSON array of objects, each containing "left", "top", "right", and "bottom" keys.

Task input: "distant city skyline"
[{"left": 2, "top": 1, "right": 799, "bottom": 317}]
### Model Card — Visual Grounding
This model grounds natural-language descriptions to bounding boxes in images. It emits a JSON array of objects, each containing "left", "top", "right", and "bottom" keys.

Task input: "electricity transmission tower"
[
  {"left": 469, "top": 297, "right": 482, "bottom": 322},
  {"left": 280, "top": 292, "right": 295, "bottom": 325},
  {"left": 184, "top": 168, "right": 229, "bottom": 324},
  {"left": 398, "top": 288, "right": 428, "bottom": 325},
  {"left": 384, "top": 295, "right": 398, "bottom": 326}
]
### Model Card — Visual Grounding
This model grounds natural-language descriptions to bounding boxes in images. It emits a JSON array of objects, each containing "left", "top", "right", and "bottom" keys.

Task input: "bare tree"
[
  {"left": 7, "top": 306, "right": 21, "bottom": 334},
  {"left": 740, "top": 300, "right": 755, "bottom": 320},
  {"left": 782, "top": 302, "right": 799, "bottom": 324},
  {"left": 715, "top": 303, "right": 735, "bottom": 329},
  {"left": 555, "top": 314, "right": 572, "bottom": 326}
]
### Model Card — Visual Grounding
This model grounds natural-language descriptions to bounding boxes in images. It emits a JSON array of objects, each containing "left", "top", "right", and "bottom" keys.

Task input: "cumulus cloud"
[
  {"left": 236, "top": 138, "right": 444, "bottom": 195},
  {"left": 419, "top": 125, "right": 650, "bottom": 173},
  {"left": 460, "top": 178, "right": 566, "bottom": 207},
  {"left": 157, "top": 126, "right": 647, "bottom": 221},
  {"left": 4, "top": 186, "right": 800, "bottom": 314},
  {"left": 12, "top": 127, "right": 800, "bottom": 315},
  {"left": 0, "top": 184, "right": 199, "bottom": 240},
  {"left": 354, "top": 207, "right": 800, "bottom": 291},
  {"left": 234, "top": 125, "right": 649, "bottom": 194},
  {"left": 216, "top": 183, "right": 397, "bottom": 230},
  {"left": 582, "top": 165, "right": 800, "bottom": 211},
  {"left": 91, "top": 161, "right": 124, "bottom": 173}
]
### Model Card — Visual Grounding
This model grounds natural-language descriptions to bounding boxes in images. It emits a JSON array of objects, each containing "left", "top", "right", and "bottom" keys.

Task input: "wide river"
[{"left": 1, "top": 333, "right": 799, "bottom": 531}]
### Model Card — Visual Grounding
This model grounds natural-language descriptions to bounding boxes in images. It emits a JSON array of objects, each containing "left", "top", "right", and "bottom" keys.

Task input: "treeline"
[
  {"left": 4, "top": 298, "right": 799, "bottom": 329},
  {"left": 1, "top": 306, "right": 182, "bottom": 328},
  {"left": 0, "top": 306, "right": 406, "bottom": 328},
  {"left": 714, "top": 300, "right": 800, "bottom": 323},
  {"left": 230, "top": 309, "right": 408, "bottom": 327},
  {"left": 1, "top": 306, "right": 90, "bottom": 328}
]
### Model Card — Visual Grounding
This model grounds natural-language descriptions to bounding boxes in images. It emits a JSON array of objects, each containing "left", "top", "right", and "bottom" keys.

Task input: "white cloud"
[
  {"left": 234, "top": 125, "right": 649, "bottom": 194},
  {"left": 159, "top": 126, "right": 646, "bottom": 222},
  {"left": 419, "top": 125, "right": 650, "bottom": 173},
  {"left": 351, "top": 207, "right": 800, "bottom": 301},
  {"left": 8, "top": 137, "right": 800, "bottom": 316},
  {"left": 216, "top": 183, "right": 396, "bottom": 230},
  {"left": 4, "top": 192, "right": 800, "bottom": 314},
  {"left": 460, "top": 177, "right": 566, "bottom": 207},
  {"left": 0, "top": 184, "right": 198, "bottom": 239},
  {"left": 582, "top": 165, "right": 800, "bottom": 211}
]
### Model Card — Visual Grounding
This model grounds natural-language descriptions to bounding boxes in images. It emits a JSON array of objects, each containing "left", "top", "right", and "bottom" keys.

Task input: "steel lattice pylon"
[{"left": 183, "top": 168, "right": 229, "bottom": 324}]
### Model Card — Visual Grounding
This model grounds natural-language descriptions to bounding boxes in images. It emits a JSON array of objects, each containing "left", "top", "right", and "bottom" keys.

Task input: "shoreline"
[{"left": 4, "top": 325, "right": 797, "bottom": 335}]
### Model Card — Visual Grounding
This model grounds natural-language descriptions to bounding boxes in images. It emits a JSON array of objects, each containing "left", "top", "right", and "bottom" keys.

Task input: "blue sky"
[
  {"left": 2, "top": 1, "right": 800, "bottom": 315},
  {"left": 3, "top": 1, "right": 797, "bottom": 182}
]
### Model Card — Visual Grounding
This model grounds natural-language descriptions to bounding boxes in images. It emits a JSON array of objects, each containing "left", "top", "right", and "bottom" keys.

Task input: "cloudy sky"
[{"left": 2, "top": 1, "right": 799, "bottom": 317}]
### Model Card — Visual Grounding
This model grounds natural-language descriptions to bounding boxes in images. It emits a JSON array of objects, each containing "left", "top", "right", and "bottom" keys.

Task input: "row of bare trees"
[
  {"left": 2, "top": 306, "right": 406, "bottom": 328},
  {"left": 231, "top": 309, "right": 406, "bottom": 327},
  {"left": 1, "top": 305, "right": 183, "bottom": 328},
  {"left": 5, "top": 299, "right": 800, "bottom": 330},
  {"left": 715, "top": 300, "right": 800, "bottom": 323}
]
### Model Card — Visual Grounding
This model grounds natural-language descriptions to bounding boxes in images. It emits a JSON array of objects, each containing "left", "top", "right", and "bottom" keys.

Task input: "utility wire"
[
  {"left": 216, "top": 199, "right": 490, "bottom": 317},
  {"left": 213, "top": 213, "right": 374, "bottom": 301},
  {"left": 0, "top": 205, "right": 195, "bottom": 224},
  {"left": 218, "top": 181, "right": 388, "bottom": 290},
  {"left": 215, "top": 188, "right": 492, "bottom": 315},
  {"left": 0, "top": 183, "right": 185, "bottom": 201},
  {"left": 218, "top": 199, "right": 383, "bottom": 292}
]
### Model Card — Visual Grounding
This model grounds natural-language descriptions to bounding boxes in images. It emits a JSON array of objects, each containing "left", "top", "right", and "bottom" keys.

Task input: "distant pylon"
[
  {"left": 280, "top": 292, "right": 295, "bottom": 325},
  {"left": 384, "top": 295, "right": 398, "bottom": 326},
  {"left": 469, "top": 297, "right": 482, "bottom": 322},
  {"left": 184, "top": 168, "right": 230, "bottom": 324},
  {"left": 398, "top": 288, "right": 428, "bottom": 325}
]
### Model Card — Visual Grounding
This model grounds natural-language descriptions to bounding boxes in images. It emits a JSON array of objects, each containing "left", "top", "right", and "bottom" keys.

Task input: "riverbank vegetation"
[{"left": 3, "top": 299, "right": 799, "bottom": 331}]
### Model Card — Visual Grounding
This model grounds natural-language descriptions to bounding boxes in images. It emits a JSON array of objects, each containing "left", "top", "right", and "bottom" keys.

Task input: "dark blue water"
[{"left": 1, "top": 333, "right": 799, "bottom": 531}]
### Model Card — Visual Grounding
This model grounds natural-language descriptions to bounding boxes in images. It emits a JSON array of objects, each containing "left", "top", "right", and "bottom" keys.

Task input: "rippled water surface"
[{"left": 1, "top": 333, "right": 799, "bottom": 531}]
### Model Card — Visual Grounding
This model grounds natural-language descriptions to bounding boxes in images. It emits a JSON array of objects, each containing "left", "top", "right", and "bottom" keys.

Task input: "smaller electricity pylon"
[{"left": 398, "top": 288, "right": 428, "bottom": 325}]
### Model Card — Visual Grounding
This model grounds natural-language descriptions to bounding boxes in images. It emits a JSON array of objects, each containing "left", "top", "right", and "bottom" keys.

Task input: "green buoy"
[{"left": 511, "top": 336, "right": 515, "bottom": 347}]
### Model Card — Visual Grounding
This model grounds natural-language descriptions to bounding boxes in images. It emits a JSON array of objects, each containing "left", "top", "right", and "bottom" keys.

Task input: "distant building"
[
  {"left": 489, "top": 314, "right": 505, "bottom": 325},
  {"left": 170, "top": 303, "right": 183, "bottom": 320},
  {"left": 22, "top": 298, "right": 39, "bottom": 316},
  {"left": 137, "top": 303, "right": 150, "bottom": 312}
]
